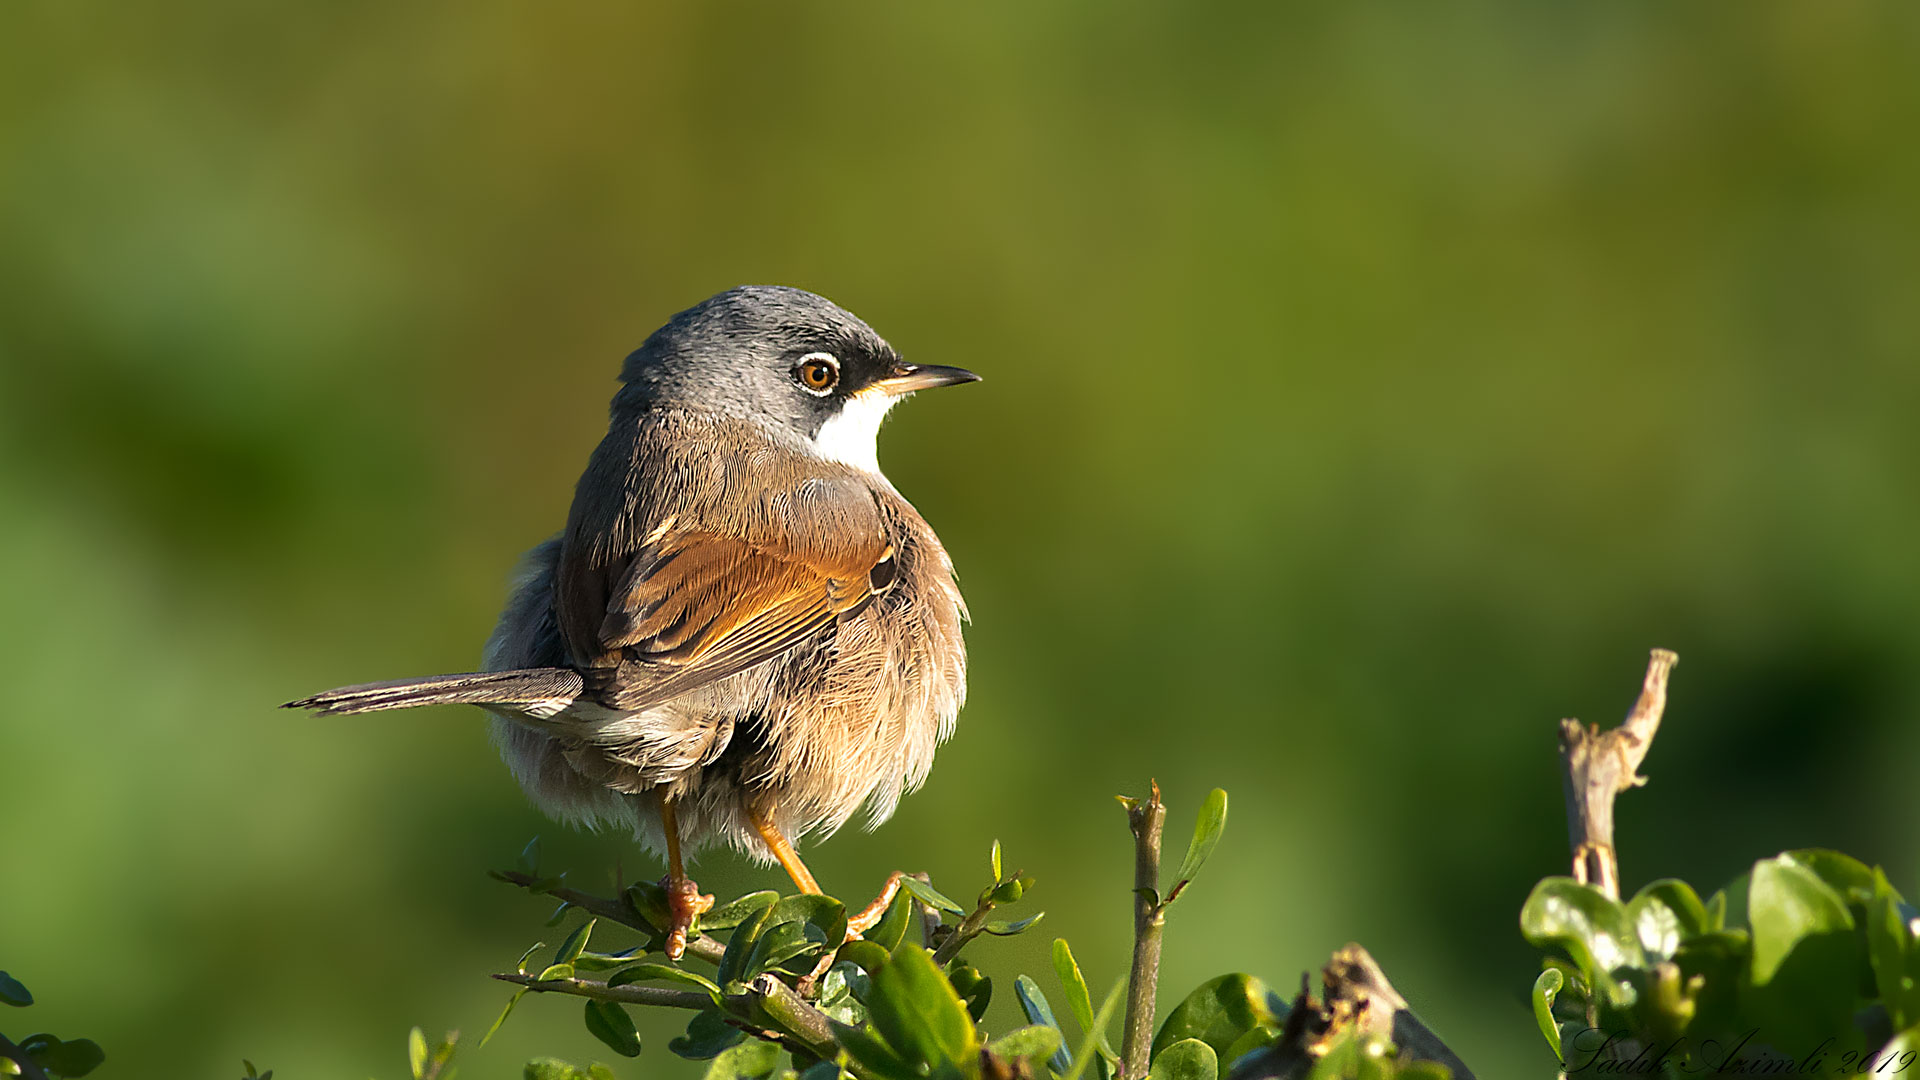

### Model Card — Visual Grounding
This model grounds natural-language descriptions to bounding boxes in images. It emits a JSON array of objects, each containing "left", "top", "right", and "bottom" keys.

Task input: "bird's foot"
[
  {"left": 845, "top": 870, "right": 908, "bottom": 939},
  {"left": 661, "top": 874, "right": 715, "bottom": 961}
]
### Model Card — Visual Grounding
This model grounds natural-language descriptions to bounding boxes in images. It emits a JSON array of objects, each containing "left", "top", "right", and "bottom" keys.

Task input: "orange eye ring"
[{"left": 794, "top": 353, "right": 840, "bottom": 393}]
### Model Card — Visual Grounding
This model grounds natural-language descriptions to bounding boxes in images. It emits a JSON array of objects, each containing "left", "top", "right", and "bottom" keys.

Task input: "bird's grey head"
[{"left": 615, "top": 286, "right": 978, "bottom": 474}]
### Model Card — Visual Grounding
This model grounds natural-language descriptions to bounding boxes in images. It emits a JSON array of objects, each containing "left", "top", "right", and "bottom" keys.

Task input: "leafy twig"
[
  {"left": 490, "top": 972, "right": 879, "bottom": 1080},
  {"left": 1120, "top": 781, "right": 1166, "bottom": 1080}
]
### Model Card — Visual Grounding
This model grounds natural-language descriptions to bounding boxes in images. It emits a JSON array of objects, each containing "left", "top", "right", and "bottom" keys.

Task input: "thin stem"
[
  {"left": 490, "top": 971, "right": 880, "bottom": 1080},
  {"left": 1121, "top": 780, "right": 1166, "bottom": 1080},
  {"left": 492, "top": 972, "right": 714, "bottom": 1010}
]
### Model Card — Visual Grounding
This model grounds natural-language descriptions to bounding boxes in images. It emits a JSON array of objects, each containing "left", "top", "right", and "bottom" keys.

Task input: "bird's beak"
[{"left": 874, "top": 363, "right": 982, "bottom": 396}]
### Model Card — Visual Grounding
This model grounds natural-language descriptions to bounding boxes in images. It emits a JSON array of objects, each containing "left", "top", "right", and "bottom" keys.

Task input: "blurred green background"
[{"left": 4, "top": 2, "right": 1918, "bottom": 1076}]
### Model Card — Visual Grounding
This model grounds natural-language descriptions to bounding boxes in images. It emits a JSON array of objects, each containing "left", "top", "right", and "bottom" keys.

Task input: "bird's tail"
[{"left": 283, "top": 668, "right": 584, "bottom": 717}]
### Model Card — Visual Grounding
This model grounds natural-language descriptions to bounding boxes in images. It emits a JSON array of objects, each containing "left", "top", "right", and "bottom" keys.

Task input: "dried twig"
[
  {"left": 1558, "top": 649, "right": 1678, "bottom": 900},
  {"left": 1227, "top": 945, "right": 1476, "bottom": 1080}
]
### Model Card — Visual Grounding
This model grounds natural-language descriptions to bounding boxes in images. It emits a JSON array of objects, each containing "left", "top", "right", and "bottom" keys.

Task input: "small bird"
[{"left": 287, "top": 286, "right": 976, "bottom": 957}]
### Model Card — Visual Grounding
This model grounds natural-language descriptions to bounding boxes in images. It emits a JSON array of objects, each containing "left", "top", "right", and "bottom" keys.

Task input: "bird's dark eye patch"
[{"left": 794, "top": 353, "right": 840, "bottom": 394}]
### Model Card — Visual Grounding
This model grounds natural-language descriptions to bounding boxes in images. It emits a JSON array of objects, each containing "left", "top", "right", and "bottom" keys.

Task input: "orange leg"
[
  {"left": 750, "top": 807, "right": 821, "bottom": 895},
  {"left": 658, "top": 796, "right": 714, "bottom": 961}
]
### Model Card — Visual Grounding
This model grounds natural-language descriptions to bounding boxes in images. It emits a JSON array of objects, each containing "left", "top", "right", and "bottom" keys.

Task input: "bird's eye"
[{"left": 794, "top": 353, "right": 840, "bottom": 394}]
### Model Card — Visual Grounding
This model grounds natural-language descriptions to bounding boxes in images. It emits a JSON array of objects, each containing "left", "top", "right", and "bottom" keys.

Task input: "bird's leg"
[
  {"left": 846, "top": 870, "right": 906, "bottom": 936},
  {"left": 749, "top": 807, "right": 821, "bottom": 895},
  {"left": 657, "top": 795, "right": 713, "bottom": 961}
]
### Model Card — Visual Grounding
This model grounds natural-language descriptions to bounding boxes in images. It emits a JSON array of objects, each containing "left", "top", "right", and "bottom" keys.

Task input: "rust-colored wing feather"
[{"left": 583, "top": 530, "right": 886, "bottom": 711}]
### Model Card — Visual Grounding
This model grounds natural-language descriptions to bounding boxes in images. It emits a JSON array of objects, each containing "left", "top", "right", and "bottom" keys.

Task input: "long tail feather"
[{"left": 283, "top": 668, "right": 584, "bottom": 717}]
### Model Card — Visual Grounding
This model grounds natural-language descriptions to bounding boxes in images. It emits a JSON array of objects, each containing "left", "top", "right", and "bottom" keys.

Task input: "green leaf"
[
  {"left": 1531, "top": 968, "right": 1564, "bottom": 1065},
  {"left": 1786, "top": 849, "right": 1878, "bottom": 909},
  {"left": 898, "top": 876, "right": 967, "bottom": 916},
  {"left": 23, "top": 1036, "right": 106, "bottom": 1078},
  {"left": 1014, "top": 975, "right": 1073, "bottom": 1075},
  {"left": 533, "top": 963, "right": 576, "bottom": 983},
  {"left": 1171, "top": 789, "right": 1229, "bottom": 897},
  {"left": 573, "top": 947, "right": 647, "bottom": 972},
  {"left": 865, "top": 945, "right": 978, "bottom": 1069},
  {"left": 1870, "top": 870, "right": 1920, "bottom": 1030},
  {"left": 522, "top": 1060, "right": 581, "bottom": 1080},
  {"left": 1052, "top": 939, "right": 1116, "bottom": 1063},
  {"left": 818, "top": 962, "right": 871, "bottom": 1026},
  {"left": 699, "top": 891, "right": 780, "bottom": 933},
  {"left": 1711, "top": 870, "right": 1753, "bottom": 933},
  {"left": 988, "top": 878, "right": 1027, "bottom": 905},
  {"left": 946, "top": 958, "right": 992, "bottom": 1023},
  {"left": 582, "top": 999, "right": 642, "bottom": 1058},
  {"left": 1519, "top": 877, "right": 1644, "bottom": 1005},
  {"left": 796, "top": 1061, "right": 844, "bottom": 1080},
  {"left": 409, "top": 1027, "right": 430, "bottom": 1079},
  {"left": 607, "top": 962, "right": 724, "bottom": 1002},
  {"left": 1064, "top": 981, "right": 1125, "bottom": 1080},
  {"left": 991, "top": 840, "right": 1004, "bottom": 883},
  {"left": 701, "top": 1039, "right": 780, "bottom": 1080},
  {"left": 0, "top": 971, "right": 31, "bottom": 1008},
  {"left": 1743, "top": 854, "right": 1865, "bottom": 1051},
  {"left": 668, "top": 1009, "right": 746, "bottom": 1060},
  {"left": 1749, "top": 853, "right": 1855, "bottom": 985},
  {"left": 718, "top": 900, "right": 778, "bottom": 986},
  {"left": 517, "top": 836, "right": 542, "bottom": 875},
  {"left": 985, "top": 913, "right": 1046, "bottom": 936},
  {"left": 1150, "top": 974, "right": 1274, "bottom": 1060},
  {"left": 482, "top": 989, "right": 529, "bottom": 1047},
  {"left": 838, "top": 939, "right": 892, "bottom": 976},
  {"left": 742, "top": 894, "right": 849, "bottom": 977},
  {"left": 1669, "top": 929, "right": 1749, "bottom": 1037},
  {"left": 1628, "top": 879, "right": 1710, "bottom": 961},
  {"left": 832, "top": 1020, "right": 917, "bottom": 1080},
  {"left": 1149, "top": 1038, "right": 1218, "bottom": 1080},
  {"left": 986, "top": 1025, "right": 1064, "bottom": 1069},
  {"left": 515, "top": 941, "right": 546, "bottom": 975},
  {"left": 554, "top": 919, "right": 596, "bottom": 966},
  {"left": 1220, "top": 1027, "right": 1280, "bottom": 1068},
  {"left": 864, "top": 888, "right": 915, "bottom": 952}
]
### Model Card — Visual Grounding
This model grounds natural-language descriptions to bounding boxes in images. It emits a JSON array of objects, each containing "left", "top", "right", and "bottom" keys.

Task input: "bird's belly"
[{"left": 489, "top": 575, "right": 964, "bottom": 857}]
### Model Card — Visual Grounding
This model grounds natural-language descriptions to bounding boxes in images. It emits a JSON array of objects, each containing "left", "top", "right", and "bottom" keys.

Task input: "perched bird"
[{"left": 287, "top": 286, "right": 976, "bottom": 957}]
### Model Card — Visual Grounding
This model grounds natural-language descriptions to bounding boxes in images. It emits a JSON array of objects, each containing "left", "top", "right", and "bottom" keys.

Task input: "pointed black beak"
[{"left": 874, "top": 364, "right": 982, "bottom": 396}]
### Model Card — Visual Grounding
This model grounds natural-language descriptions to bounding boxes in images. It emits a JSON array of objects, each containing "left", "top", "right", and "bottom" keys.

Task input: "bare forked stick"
[{"left": 1558, "top": 649, "right": 1678, "bottom": 901}]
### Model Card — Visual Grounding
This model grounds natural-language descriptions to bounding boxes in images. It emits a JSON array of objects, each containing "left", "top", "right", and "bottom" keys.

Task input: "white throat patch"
[{"left": 811, "top": 389, "right": 898, "bottom": 475}]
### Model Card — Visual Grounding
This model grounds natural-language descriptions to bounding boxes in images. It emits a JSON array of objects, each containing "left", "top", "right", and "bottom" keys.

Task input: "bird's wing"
[
  {"left": 555, "top": 462, "right": 897, "bottom": 713},
  {"left": 591, "top": 529, "right": 891, "bottom": 711}
]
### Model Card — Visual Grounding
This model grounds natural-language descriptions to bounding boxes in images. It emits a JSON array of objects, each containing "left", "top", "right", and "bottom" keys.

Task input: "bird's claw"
[
  {"left": 662, "top": 875, "right": 715, "bottom": 961},
  {"left": 846, "top": 870, "right": 908, "bottom": 938}
]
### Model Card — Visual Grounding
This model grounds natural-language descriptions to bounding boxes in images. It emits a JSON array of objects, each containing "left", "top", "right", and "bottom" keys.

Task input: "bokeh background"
[{"left": 4, "top": 2, "right": 1919, "bottom": 1076}]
